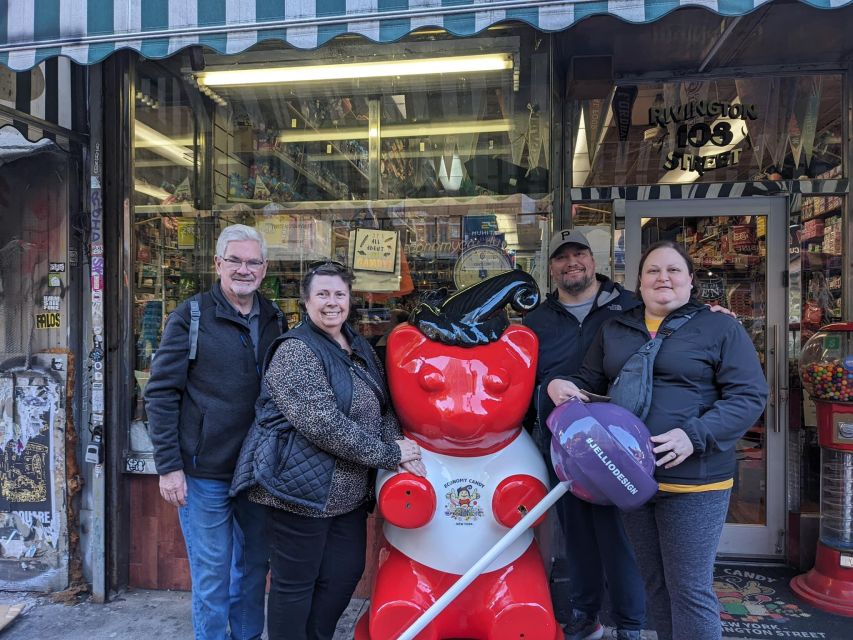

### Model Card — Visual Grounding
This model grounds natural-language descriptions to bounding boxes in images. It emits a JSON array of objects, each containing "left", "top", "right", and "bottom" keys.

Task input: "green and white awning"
[{"left": 1, "top": 0, "right": 851, "bottom": 71}]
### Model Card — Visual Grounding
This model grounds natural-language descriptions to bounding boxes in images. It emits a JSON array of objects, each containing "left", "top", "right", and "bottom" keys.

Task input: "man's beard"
[{"left": 558, "top": 272, "right": 595, "bottom": 295}]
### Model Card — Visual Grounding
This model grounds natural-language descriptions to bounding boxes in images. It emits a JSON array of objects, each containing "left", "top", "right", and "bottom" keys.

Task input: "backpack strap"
[
  {"left": 188, "top": 298, "right": 202, "bottom": 361},
  {"left": 275, "top": 307, "right": 286, "bottom": 335}
]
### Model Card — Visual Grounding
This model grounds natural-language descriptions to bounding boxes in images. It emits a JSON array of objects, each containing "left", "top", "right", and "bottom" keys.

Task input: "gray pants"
[{"left": 622, "top": 489, "right": 730, "bottom": 640}]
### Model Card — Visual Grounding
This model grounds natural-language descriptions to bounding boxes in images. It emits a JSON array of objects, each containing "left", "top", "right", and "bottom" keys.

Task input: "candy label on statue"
[{"left": 444, "top": 481, "right": 484, "bottom": 523}]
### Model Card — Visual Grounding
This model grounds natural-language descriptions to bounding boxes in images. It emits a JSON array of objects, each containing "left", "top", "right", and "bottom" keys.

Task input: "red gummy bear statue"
[{"left": 356, "top": 272, "right": 560, "bottom": 640}]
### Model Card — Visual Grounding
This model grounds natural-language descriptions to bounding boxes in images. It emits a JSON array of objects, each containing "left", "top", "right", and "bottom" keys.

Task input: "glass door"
[{"left": 623, "top": 197, "right": 787, "bottom": 558}]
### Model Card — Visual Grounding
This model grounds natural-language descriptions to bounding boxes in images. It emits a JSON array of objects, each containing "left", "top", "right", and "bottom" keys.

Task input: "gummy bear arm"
[
  {"left": 378, "top": 474, "right": 436, "bottom": 529},
  {"left": 492, "top": 474, "right": 549, "bottom": 529}
]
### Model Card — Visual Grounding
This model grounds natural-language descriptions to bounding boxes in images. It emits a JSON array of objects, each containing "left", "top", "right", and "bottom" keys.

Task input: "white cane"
[{"left": 396, "top": 482, "right": 570, "bottom": 640}]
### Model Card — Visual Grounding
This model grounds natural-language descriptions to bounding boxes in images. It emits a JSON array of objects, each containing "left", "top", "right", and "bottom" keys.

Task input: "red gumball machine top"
[
  {"left": 799, "top": 323, "right": 853, "bottom": 403},
  {"left": 386, "top": 270, "right": 540, "bottom": 457}
]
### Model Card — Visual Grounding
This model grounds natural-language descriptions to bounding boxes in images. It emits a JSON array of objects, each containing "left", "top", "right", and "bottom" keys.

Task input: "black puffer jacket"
[
  {"left": 145, "top": 282, "right": 286, "bottom": 480},
  {"left": 564, "top": 300, "right": 768, "bottom": 486},
  {"left": 231, "top": 319, "right": 401, "bottom": 514},
  {"left": 523, "top": 275, "right": 640, "bottom": 433}
]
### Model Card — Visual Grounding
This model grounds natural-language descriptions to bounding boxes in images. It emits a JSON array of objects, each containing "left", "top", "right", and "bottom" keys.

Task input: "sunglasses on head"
[{"left": 307, "top": 260, "right": 347, "bottom": 272}]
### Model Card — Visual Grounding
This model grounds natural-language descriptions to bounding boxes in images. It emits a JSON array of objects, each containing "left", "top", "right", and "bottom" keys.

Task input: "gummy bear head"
[{"left": 387, "top": 323, "right": 538, "bottom": 456}]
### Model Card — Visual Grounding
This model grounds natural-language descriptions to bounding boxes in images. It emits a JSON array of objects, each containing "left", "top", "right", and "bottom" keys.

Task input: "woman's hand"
[
  {"left": 396, "top": 437, "right": 422, "bottom": 464},
  {"left": 651, "top": 428, "right": 695, "bottom": 469},
  {"left": 547, "top": 379, "right": 588, "bottom": 406},
  {"left": 398, "top": 460, "right": 427, "bottom": 477}
]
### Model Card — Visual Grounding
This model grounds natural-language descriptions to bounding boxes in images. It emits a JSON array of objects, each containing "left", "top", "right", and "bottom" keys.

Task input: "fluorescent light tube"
[
  {"left": 198, "top": 54, "right": 513, "bottom": 87},
  {"left": 277, "top": 119, "right": 511, "bottom": 144},
  {"left": 134, "top": 121, "right": 195, "bottom": 167},
  {"left": 134, "top": 180, "right": 173, "bottom": 200}
]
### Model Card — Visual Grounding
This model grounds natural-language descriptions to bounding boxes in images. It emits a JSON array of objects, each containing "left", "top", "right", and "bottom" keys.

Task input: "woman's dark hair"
[
  {"left": 298, "top": 261, "right": 354, "bottom": 313},
  {"left": 636, "top": 240, "right": 695, "bottom": 291}
]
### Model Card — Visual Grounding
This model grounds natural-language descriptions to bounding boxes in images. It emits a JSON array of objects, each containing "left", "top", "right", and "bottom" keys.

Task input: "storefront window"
[
  {"left": 572, "top": 75, "right": 844, "bottom": 186},
  {"left": 788, "top": 194, "right": 845, "bottom": 514},
  {"left": 128, "top": 30, "right": 554, "bottom": 463}
]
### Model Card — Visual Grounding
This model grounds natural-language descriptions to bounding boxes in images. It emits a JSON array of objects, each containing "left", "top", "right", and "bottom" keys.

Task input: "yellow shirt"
[{"left": 644, "top": 315, "right": 733, "bottom": 494}]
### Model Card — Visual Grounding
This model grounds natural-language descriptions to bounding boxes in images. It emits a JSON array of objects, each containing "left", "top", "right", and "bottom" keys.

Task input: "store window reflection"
[{"left": 129, "top": 29, "right": 554, "bottom": 444}]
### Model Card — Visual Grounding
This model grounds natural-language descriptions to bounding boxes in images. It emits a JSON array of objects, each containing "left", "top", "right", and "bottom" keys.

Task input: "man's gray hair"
[{"left": 216, "top": 224, "right": 267, "bottom": 260}]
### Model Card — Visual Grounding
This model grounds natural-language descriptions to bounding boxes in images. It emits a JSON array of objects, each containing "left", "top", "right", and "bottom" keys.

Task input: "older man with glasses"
[{"left": 146, "top": 224, "right": 288, "bottom": 640}]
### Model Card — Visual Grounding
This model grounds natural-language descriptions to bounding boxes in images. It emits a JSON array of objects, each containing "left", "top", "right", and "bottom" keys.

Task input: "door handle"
[{"left": 767, "top": 323, "right": 783, "bottom": 433}]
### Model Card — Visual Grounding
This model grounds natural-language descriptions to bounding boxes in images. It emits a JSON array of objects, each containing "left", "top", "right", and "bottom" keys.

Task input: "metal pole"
[{"left": 396, "top": 482, "right": 569, "bottom": 640}]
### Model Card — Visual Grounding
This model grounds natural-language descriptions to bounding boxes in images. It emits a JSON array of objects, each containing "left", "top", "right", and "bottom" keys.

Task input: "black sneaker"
[{"left": 563, "top": 609, "right": 604, "bottom": 640}]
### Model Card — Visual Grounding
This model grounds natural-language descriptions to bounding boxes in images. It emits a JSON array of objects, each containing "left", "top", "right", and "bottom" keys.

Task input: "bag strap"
[
  {"left": 632, "top": 312, "right": 696, "bottom": 359},
  {"left": 188, "top": 298, "right": 202, "bottom": 361},
  {"left": 657, "top": 312, "right": 694, "bottom": 338}
]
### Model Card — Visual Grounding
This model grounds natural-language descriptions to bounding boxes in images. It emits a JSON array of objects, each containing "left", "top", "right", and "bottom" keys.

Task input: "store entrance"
[{"left": 623, "top": 197, "right": 788, "bottom": 558}]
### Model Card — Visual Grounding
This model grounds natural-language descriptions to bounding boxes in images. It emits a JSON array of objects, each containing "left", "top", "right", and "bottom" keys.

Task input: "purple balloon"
[{"left": 546, "top": 400, "right": 658, "bottom": 510}]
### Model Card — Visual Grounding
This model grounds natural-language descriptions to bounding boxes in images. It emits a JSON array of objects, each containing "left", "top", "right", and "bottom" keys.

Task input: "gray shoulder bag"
[{"left": 607, "top": 313, "right": 695, "bottom": 421}]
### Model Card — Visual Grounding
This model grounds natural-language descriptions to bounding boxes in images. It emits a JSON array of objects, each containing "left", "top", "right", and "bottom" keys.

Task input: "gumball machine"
[{"left": 790, "top": 322, "right": 853, "bottom": 616}]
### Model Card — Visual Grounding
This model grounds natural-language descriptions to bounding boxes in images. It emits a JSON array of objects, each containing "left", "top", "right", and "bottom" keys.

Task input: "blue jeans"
[
  {"left": 622, "top": 489, "right": 731, "bottom": 640},
  {"left": 178, "top": 475, "right": 268, "bottom": 640},
  {"left": 557, "top": 490, "right": 646, "bottom": 630}
]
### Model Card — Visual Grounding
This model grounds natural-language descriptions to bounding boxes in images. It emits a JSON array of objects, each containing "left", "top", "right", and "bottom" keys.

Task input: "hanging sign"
[
  {"left": 352, "top": 229, "right": 398, "bottom": 273},
  {"left": 176, "top": 218, "right": 197, "bottom": 249},
  {"left": 612, "top": 86, "right": 638, "bottom": 142}
]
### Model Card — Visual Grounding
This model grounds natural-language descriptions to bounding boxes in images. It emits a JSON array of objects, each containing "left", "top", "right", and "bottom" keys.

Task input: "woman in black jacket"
[
  {"left": 550, "top": 240, "right": 767, "bottom": 640},
  {"left": 233, "top": 261, "right": 423, "bottom": 640}
]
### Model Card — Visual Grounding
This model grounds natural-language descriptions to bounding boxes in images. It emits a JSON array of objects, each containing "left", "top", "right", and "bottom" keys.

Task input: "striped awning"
[{"left": 1, "top": 0, "right": 851, "bottom": 72}]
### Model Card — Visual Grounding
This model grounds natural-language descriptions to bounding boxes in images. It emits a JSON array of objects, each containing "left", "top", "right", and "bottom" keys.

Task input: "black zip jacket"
[
  {"left": 564, "top": 300, "right": 768, "bottom": 486},
  {"left": 146, "top": 282, "right": 287, "bottom": 480},
  {"left": 523, "top": 275, "right": 640, "bottom": 431}
]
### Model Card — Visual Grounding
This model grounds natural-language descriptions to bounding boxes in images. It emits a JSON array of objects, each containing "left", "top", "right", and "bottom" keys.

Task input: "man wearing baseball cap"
[{"left": 524, "top": 228, "right": 645, "bottom": 640}]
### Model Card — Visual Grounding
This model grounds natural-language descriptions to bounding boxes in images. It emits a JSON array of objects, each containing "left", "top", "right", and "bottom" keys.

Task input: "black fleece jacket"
[
  {"left": 145, "top": 282, "right": 287, "bottom": 480},
  {"left": 564, "top": 300, "right": 768, "bottom": 486},
  {"left": 523, "top": 275, "right": 640, "bottom": 428}
]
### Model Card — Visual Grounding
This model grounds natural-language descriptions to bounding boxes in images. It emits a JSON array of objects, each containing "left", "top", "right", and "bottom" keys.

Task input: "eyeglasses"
[{"left": 219, "top": 256, "right": 266, "bottom": 271}]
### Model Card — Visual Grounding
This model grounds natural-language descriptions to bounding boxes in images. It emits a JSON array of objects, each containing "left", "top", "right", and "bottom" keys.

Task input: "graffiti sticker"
[
  {"left": 42, "top": 296, "right": 61, "bottom": 311},
  {"left": 35, "top": 313, "right": 61, "bottom": 329}
]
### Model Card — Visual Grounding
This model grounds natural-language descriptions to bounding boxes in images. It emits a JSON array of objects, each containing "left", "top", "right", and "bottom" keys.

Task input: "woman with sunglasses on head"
[
  {"left": 548, "top": 241, "right": 767, "bottom": 640},
  {"left": 232, "top": 260, "right": 424, "bottom": 640}
]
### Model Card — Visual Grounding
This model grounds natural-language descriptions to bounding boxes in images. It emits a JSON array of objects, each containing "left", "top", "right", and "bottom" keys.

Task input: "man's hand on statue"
[
  {"left": 547, "top": 379, "right": 588, "bottom": 406},
  {"left": 706, "top": 303, "right": 736, "bottom": 318},
  {"left": 398, "top": 459, "right": 427, "bottom": 477},
  {"left": 159, "top": 469, "right": 187, "bottom": 507}
]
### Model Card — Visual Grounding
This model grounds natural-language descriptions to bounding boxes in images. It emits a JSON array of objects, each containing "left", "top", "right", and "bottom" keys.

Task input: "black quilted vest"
[{"left": 230, "top": 319, "right": 387, "bottom": 511}]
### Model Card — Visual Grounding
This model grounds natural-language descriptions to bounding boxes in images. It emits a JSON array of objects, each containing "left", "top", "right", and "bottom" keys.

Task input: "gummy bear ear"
[
  {"left": 500, "top": 325, "right": 539, "bottom": 368},
  {"left": 387, "top": 324, "right": 428, "bottom": 361}
]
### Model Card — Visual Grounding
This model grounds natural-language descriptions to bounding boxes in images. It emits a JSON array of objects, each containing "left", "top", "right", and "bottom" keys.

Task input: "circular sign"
[{"left": 453, "top": 246, "right": 513, "bottom": 289}]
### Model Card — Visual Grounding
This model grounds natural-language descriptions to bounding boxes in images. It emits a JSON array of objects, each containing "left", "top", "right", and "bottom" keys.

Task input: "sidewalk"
[
  {"left": 0, "top": 590, "right": 365, "bottom": 640},
  {"left": 0, "top": 565, "right": 847, "bottom": 640}
]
